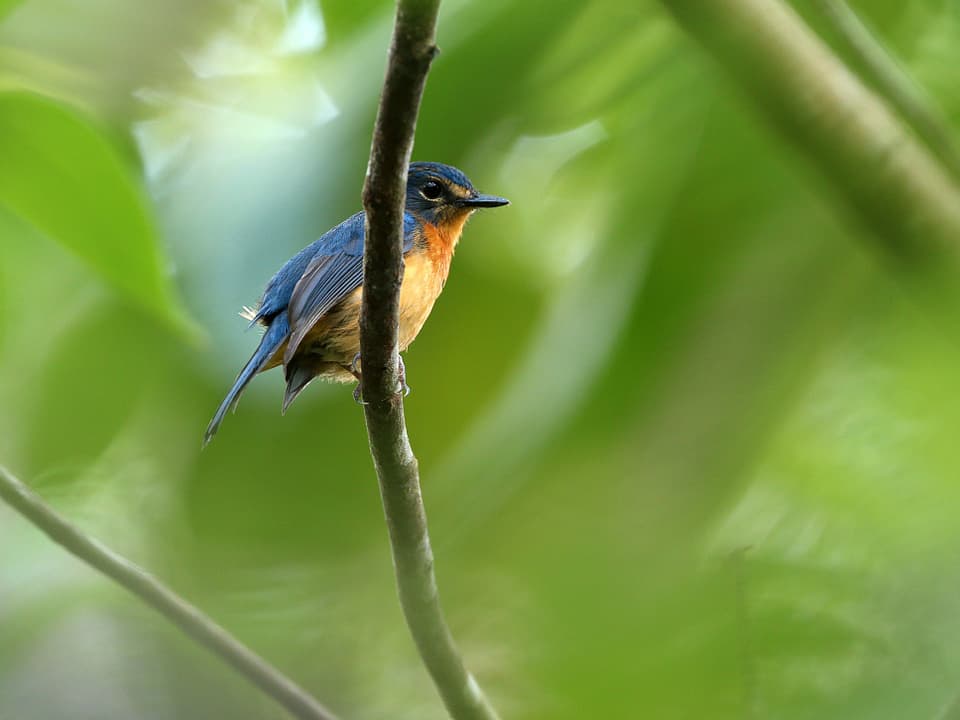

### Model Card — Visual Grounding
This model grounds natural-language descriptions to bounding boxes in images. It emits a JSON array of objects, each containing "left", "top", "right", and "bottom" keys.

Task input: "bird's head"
[{"left": 405, "top": 162, "right": 509, "bottom": 227}]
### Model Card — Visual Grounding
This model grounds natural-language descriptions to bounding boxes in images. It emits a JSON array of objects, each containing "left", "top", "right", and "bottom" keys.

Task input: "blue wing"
[
  {"left": 247, "top": 212, "right": 366, "bottom": 327},
  {"left": 283, "top": 213, "right": 416, "bottom": 363}
]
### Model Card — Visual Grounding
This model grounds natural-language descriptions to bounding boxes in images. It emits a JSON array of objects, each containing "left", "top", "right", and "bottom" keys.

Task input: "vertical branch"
[
  {"left": 359, "top": 2, "right": 501, "bottom": 720},
  {"left": 0, "top": 466, "right": 338, "bottom": 720}
]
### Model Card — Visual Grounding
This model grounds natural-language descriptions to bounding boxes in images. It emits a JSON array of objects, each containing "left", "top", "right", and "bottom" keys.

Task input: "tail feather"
[
  {"left": 203, "top": 316, "right": 289, "bottom": 447},
  {"left": 282, "top": 358, "right": 318, "bottom": 415}
]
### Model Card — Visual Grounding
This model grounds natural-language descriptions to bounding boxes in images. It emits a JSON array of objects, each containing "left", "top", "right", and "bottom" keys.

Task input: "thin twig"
[
  {"left": 358, "top": 2, "right": 501, "bottom": 719},
  {"left": 812, "top": 0, "right": 960, "bottom": 182},
  {"left": 0, "top": 465, "right": 339, "bottom": 720},
  {"left": 658, "top": 0, "right": 960, "bottom": 295}
]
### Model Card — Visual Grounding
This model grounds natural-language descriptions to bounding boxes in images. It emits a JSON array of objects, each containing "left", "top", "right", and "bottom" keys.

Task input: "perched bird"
[{"left": 204, "top": 161, "right": 509, "bottom": 445}]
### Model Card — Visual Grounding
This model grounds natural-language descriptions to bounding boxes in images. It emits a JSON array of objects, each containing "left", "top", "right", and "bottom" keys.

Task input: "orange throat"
[{"left": 423, "top": 211, "right": 471, "bottom": 269}]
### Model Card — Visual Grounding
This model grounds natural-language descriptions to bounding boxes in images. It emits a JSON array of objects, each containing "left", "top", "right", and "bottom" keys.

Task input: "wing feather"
[
  {"left": 284, "top": 253, "right": 365, "bottom": 363},
  {"left": 283, "top": 212, "right": 419, "bottom": 365}
]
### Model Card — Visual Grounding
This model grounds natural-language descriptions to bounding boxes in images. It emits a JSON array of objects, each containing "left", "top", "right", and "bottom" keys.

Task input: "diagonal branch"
[
  {"left": 658, "top": 0, "right": 960, "bottom": 291},
  {"left": 0, "top": 465, "right": 338, "bottom": 720},
  {"left": 812, "top": 0, "right": 960, "bottom": 183},
  {"left": 358, "top": 2, "right": 501, "bottom": 719}
]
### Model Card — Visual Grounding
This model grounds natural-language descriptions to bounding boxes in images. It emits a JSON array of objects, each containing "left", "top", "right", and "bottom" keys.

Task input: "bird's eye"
[{"left": 420, "top": 180, "right": 443, "bottom": 200}]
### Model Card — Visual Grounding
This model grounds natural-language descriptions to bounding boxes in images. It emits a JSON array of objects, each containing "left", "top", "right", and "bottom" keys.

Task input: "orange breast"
[
  {"left": 398, "top": 246, "right": 449, "bottom": 351},
  {"left": 281, "top": 216, "right": 466, "bottom": 368},
  {"left": 398, "top": 214, "right": 473, "bottom": 350}
]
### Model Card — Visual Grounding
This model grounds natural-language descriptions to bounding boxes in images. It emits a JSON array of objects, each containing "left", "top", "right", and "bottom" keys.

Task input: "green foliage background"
[{"left": 2, "top": 1, "right": 960, "bottom": 718}]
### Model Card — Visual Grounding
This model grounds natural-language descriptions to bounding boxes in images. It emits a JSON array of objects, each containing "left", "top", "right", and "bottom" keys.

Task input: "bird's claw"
[
  {"left": 397, "top": 356, "right": 411, "bottom": 397},
  {"left": 352, "top": 355, "right": 409, "bottom": 404},
  {"left": 350, "top": 352, "right": 369, "bottom": 404},
  {"left": 353, "top": 383, "right": 368, "bottom": 405}
]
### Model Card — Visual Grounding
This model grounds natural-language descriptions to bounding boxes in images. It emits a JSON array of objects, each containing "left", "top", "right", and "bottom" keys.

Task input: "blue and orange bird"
[{"left": 204, "top": 162, "right": 509, "bottom": 445}]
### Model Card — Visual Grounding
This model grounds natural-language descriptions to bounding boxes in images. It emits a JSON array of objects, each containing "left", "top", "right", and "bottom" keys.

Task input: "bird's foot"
[
  {"left": 397, "top": 355, "right": 411, "bottom": 397},
  {"left": 353, "top": 382, "right": 367, "bottom": 405},
  {"left": 349, "top": 352, "right": 368, "bottom": 404},
  {"left": 349, "top": 354, "right": 409, "bottom": 403}
]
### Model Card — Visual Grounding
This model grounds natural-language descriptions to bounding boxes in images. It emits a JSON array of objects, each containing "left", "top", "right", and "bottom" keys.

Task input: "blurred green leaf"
[
  {"left": 0, "top": 91, "right": 200, "bottom": 340},
  {"left": 21, "top": 300, "right": 167, "bottom": 477},
  {"left": 0, "top": 0, "right": 24, "bottom": 22}
]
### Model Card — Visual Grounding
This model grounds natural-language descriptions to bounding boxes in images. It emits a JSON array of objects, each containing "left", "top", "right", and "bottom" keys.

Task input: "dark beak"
[{"left": 460, "top": 193, "right": 510, "bottom": 208}]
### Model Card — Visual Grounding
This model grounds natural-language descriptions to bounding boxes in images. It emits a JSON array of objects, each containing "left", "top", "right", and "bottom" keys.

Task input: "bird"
[{"left": 203, "top": 161, "right": 509, "bottom": 445}]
